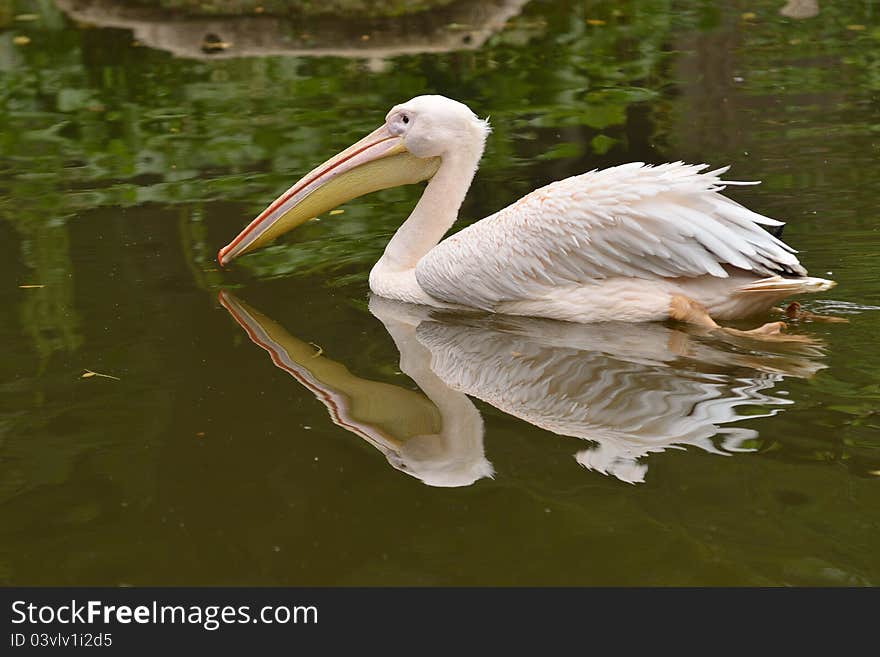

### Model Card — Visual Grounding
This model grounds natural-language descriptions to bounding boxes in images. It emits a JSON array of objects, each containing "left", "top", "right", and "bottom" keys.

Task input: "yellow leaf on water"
[
  {"left": 329, "top": 209, "right": 345, "bottom": 215},
  {"left": 586, "top": 19, "right": 606, "bottom": 26},
  {"left": 847, "top": 24, "right": 866, "bottom": 31},
  {"left": 741, "top": 12, "right": 757, "bottom": 20},
  {"left": 15, "top": 14, "right": 40, "bottom": 21},
  {"left": 18, "top": 284, "right": 45, "bottom": 289},
  {"left": 870, "top": 470, "right": 880, "bottom": 477},
  {"left": 81, "top": 369, "right": 121, "bottom": 381},
  {"left": 13, "top": 36, "right": 31, "bottom": 46}
]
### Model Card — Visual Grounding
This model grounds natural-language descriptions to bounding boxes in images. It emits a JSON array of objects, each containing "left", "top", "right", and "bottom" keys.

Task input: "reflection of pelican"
[
  {"left": 219, "top": 291, "right": 824, "bottom": 485},
  {"left": 219, "top": 95, "right": 834, "bottom": 333},
  {"left": 415, "top": 312, "right": 823, "bottom": 483},
  {"left": 219, "top": 291, "right": 490, "bottom": 488}
]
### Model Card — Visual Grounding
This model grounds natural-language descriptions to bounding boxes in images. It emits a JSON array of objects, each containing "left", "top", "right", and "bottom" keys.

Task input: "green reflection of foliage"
[
  {"left": 16, "top": 218, "right": 82, "bottom": 364},
  {"left": 0, "top": 0, "right": 687, "bottom": 289},
  {"left": 665, "top": 1, "right": 880, "bottom": 216},
  {"left": 1, "top": 185, "right": 82, "bottom": 366}
]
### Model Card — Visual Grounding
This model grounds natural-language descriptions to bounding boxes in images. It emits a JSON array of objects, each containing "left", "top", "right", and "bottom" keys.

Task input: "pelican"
[{"left": 218, "top": 95, "right": 835, "bottom": 330}]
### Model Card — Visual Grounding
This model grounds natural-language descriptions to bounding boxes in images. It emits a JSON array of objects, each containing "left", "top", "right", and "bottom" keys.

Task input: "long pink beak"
[{"left": 217, "top": 124, "right": 438, "bottom": 267}]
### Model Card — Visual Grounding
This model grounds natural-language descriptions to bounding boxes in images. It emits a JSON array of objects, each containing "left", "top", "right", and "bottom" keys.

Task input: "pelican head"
[{"left": 218, "top": 95, "right": 489, "bottom": 266}]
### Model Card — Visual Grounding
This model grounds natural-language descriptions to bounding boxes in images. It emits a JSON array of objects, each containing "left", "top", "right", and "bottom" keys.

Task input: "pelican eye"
[{"left": 402, "top": 115, "right": 409, "bottom": 124}]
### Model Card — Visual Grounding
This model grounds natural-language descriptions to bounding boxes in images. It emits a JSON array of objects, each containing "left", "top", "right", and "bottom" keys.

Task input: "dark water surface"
[{"left": 2, "top": 0, "right": 879, "bottom": 585}]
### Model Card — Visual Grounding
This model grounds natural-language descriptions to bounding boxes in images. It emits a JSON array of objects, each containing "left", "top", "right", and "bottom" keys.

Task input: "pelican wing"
[{"left": 415, "top": 162, "right": 806, "bottom": 310}]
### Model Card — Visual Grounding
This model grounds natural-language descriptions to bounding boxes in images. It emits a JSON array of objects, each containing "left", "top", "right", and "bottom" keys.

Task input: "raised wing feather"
[{"left": 415, "top": 162, "right": 806, "bottom": 310}]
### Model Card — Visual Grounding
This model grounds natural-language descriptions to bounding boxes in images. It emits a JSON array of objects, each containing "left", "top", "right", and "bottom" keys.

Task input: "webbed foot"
[{"left": 775, "top": 301, "right": 849, "bottom": 323}]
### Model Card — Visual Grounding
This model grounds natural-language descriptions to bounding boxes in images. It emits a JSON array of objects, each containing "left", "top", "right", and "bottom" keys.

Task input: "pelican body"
[{"left": 219, "top": 95, "right": 834, "bottom": 327}]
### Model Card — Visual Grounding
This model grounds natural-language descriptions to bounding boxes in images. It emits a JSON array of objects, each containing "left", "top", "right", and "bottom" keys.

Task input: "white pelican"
[{"left": 218, "top": 95, "right": 835, "bottom": 331}]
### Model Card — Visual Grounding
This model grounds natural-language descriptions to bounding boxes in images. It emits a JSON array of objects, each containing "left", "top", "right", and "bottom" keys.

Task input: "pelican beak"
[{"left": 218, "top": 125, "right": 441, "bottom": 266}]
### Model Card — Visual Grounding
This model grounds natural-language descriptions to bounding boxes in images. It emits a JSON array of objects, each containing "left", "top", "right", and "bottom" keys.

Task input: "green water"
[{"left": 1, "top": 0, "right": 879, "bottom": 586}]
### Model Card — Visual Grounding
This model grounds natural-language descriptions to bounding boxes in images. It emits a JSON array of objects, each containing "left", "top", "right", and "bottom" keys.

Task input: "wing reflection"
[{"left": 220, "top": 291, "right": 825, "bottom": 486}]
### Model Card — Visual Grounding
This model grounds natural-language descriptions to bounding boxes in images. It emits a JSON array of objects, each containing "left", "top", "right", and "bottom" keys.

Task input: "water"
[{"left": 1, "top": 0, "right": 879, "bottom": 585}]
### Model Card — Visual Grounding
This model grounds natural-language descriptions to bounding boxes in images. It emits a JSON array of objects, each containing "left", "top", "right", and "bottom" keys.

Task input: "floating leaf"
[
  {"left": 741, "top": 12, "right": 757, "bottom": 20},
  {"left": 81, "top": 369, "right": 120, "bottom": 381},
  {"left": 846, "top": 25, "right": 866, "bottom": 31},
  {"left": 12, "top": 36, "right": 31, "bottom": 46},
  {"left": 586, "top": 19, "right": 606, "bottom": 26},
  {"left": 18, "top": 284, "right": 45, "bottom": 289},
  {"left": 329, "top": 209, "right": 345, "bottom": 215}
]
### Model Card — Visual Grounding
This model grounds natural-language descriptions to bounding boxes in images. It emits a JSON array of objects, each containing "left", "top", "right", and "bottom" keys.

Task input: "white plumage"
[{"left": 415, "top": 161, "right": 819, "bottom": 322}]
